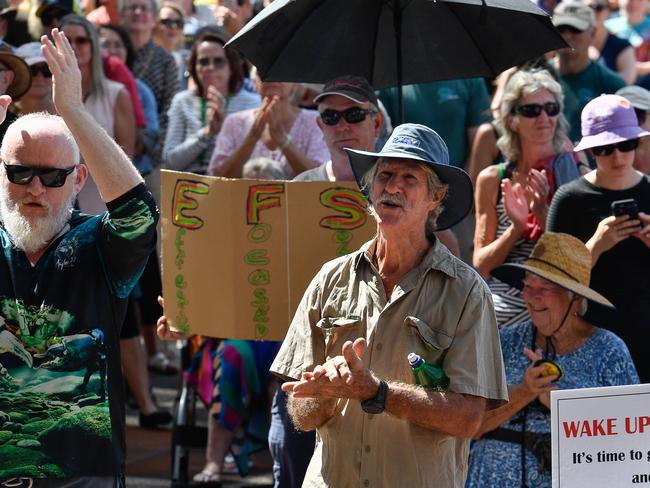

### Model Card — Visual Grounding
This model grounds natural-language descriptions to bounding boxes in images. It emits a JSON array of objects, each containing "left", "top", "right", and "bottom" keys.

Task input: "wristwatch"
[{"left": 361, "top": 379, "right": 388, "bottom": 414}]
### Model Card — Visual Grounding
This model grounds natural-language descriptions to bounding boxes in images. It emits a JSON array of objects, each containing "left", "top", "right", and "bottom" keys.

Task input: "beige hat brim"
[
  {"left": 0, "top": 52, "right": 31, "bottom": 100},
  {"left": 492, "top": 262, "right": 615, "bottom": 309}
]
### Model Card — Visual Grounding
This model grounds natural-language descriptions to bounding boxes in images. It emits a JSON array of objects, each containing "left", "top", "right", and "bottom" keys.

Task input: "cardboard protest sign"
[
  {"left": 161, "top": 170, "right": 375, "bottom": 340},
  {"left": 551, "top": 384, "right": 650, "bottom": 488}
]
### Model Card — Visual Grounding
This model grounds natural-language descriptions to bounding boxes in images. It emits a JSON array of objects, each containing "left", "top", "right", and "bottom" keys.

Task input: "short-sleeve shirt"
[
  {"left": 271, "top": 239, "right": 508, "bottom": 488},
  {"left": 378, "top": 79, "right": 491, "bottom": 167},
  {"left": 561, "top": 61, "right": 626, "bottom": 143},
  {"left": 0, "top": 184, "right": 158, "bottom": 482}
]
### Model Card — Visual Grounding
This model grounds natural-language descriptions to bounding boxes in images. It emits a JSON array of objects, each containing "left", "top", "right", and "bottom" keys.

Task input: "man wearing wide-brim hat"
[
  {"left": 0, "top": 49, "right": 31, "bottom": 142},
  {"left": 272, "top": 123, "right": 508, "bottom": 487}
]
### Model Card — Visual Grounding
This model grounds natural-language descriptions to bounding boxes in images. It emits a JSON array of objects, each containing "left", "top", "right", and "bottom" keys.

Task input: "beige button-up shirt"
[{"left": 271, "top": 239, "right": 508, "bottom": 488}]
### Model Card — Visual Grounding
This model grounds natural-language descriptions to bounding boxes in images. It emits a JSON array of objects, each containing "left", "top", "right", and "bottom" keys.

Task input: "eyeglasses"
[
  {"left": 319, "top": 107, "right": 377, "bottom": 126},
  {"left": 160, "top": 18, "right": 183, "bottom": 29},
  {"left": 3, "top": 162, "right": 77, "bottom": 188},
  {"left": 123, "top": 4, "right": 151, "bottom": 13},
  {"left": 514, "top": 101, "right": 561, "bottom": 118},
  {"left": 591, "top": 138, "right": 639, "bottom": 156},
  {"left": 556, "top": 25, "right": 584, "bottom": 35},
  {"left": 197, "top": 56, "right": 227, "bottom": 68},
  {"left": 30, "top": 64, "right": 52, "bottom": 78},
  {"left": 100, "top": 39, "right": 126, "bottom": 52}
]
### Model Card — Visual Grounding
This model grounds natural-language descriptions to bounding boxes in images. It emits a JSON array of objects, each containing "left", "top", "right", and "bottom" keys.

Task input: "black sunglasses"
[
  {"left": 3, "top": 162, "right": 77, "bottom": 188},
  {"left": 319, "top": 107, "right": 377, "bottom": 126},
  {"left": 197, "top": 56, "right": 227, "bottom": 68},
  {"left": 160, "top": 18, "right": 183, "bottom": 29},
  {"left": 30, "top": 64, "right": 52, "bottom": 78},
  {"left": 514, "top": 102, "right": 561, "bottom": 118},
  {"left": 591, "top": 138, "right": 639, "bottom": 156},
  {"left": 590, "top": 3, "right": 607, "bottom": 12}
]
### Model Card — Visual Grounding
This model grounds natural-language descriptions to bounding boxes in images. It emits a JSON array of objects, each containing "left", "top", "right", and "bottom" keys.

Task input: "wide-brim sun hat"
[
  {"left": 574, "top": 94, "right": 650, "bottom": 152},
  {"left": 0, "top": 50, "right": 31, "bottom": 100},
  {"left": 491, "top": 232, "right": 614, "bottom": 308},
  {"left": 345, "top": 123, "right": 473, "bottom": 231}
]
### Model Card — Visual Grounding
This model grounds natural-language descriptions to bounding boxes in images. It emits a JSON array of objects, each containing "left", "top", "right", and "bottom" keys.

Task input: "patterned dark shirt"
[{"left": 0, "top": 183, "right": 158, "bottom": 482}]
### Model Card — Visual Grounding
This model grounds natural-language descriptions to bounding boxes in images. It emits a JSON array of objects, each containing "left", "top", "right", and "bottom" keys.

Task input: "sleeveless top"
[
  {"left": 79, "top": 79, "right": 124, "bottom": 215},
  {"left": 489, "top": 153, "right": 580, "bottom": 327}
]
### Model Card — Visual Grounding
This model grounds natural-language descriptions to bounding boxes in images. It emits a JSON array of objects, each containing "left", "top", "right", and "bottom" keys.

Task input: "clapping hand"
[
  {"left": 502, "top": 178, "right": 529, "bottom": 233},
  {"left": 524, "top": 169, "right": 549, "bottom": 222},
  {"left": 205, "top": 85, "right": 226, "bottom": 137},
  {"left": 282, "top": 338, "right": 380, "bottom": 402},
  {"left": 40, "top": 29, "right": 83, "bottom": 116}
]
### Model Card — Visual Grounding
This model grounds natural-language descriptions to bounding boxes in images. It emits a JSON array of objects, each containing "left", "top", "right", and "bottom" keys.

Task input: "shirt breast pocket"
[
  {"left": 404, "top": 315, "right": 452, "bottom": 363},
  {"left": 316, "top": 316, "right": 363, "bottom": 358}
]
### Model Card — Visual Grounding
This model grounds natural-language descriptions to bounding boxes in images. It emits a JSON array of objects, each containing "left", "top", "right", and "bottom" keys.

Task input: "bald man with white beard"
[{"left": 0, "top": 30, "right": 158, "bottom": 487}]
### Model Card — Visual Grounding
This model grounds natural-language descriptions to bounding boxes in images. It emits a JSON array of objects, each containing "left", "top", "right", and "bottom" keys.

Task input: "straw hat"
[{"left": 491, "top": 232, "right": 614, "bottom": 308}]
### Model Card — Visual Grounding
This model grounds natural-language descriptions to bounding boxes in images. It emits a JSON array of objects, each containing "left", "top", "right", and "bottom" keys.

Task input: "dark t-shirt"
[
  {"left": 600, "top": 33, "right": 632, "bottom": 73},
  {"left": 547, "top": 175, "right": 650, "bottom": 381},
  {"left": 0, "top": 184, "right": 158, "bottom": 482}
]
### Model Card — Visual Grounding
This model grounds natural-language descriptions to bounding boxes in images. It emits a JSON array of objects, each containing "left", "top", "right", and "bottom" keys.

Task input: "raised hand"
[
  {"left": 40, "top": 29, "right": 83, "bottom": 116},
  {"left": 205, "top": 85, "right": 226, "bottom": 137},
  {"left": 282, "top": 338, "right": 380, "bottom": 402},
  {"left": 525, "top": 168, "right": 549, "bottom": 221},
  {"left": 502, "top": 178, "right": 529, "bottom": 233},
  {"left": 248, "top": 96, "right": 276, "bottom": 141}
]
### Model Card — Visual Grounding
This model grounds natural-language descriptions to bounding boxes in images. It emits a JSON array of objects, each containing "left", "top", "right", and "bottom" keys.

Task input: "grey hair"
[
  {"left": 242, "top": 157, "right": 287, "bottom": 180},
  {"left": 569, "top": 292, "right": 589, "bottom": 317},
  {"left": 362, "top": 158, "right": 449, "bottom": 238},
  {"left": 1, "top": 112, "right": 80, "bottom": 165},
  {"left": 119, "top": 0, "right": 160, "bottom": 16},
  {"left": 59, "top": 14, "right": 107, "bottom": 99},
  {"left": 496, "top": 69, "right": 570, "bottom": 162}
]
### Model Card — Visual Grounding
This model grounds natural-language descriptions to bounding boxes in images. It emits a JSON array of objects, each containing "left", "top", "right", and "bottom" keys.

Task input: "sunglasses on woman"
[
  {"left": 197, "top": 56, "right": 227, "bottom": 68},
  {"left": 65, "top": 35, "right": 92, "bottom": 47},
  {"left": 514, "top": 101, "right": 561, "bottom": 118},
  {"left": 3, "top": 162, "right": 77, "bottom": 188},
  {"left": 160, "top": 18, "right": 183, "bottom": 29},
  {"left": 591, "top": 138, "right": 639, "bottom": 156},
  {"left": 30, "top": 64, "right": 52, "bottom": 78},
  {"left": 319, "top": 107, "right": 377, "bottom": 126}
]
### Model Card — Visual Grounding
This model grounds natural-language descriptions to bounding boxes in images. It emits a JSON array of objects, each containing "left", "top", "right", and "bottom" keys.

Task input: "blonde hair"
[{"left": 496, "top": 69, "right": 570, "bottom": 162}]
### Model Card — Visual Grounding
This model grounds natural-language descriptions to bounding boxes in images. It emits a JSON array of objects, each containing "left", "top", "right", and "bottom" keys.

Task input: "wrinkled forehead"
[
  {"left": 376, "top": 157, "right": 430, "bottom": 174},
  {"left": 1, "top": 126, "right": 77, "bottom": 169}
]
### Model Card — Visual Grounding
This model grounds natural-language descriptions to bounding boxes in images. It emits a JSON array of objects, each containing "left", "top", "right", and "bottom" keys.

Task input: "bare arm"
[
  {"left": 616, "top": 46, "right": 637, "bottom": 85},
  {"left": 113, "top": 87, "right": 136, "bottom": 159},
  {"left": 283, "top": 338, "right": 488, "bottom": 439},
  {"left": 42, "top": 30, "right": 142, "bottom": 201},
  {"left": 287, "top": 395, "right": 337, "bottom": 432},
  {"left": 464, "top": 125, "right": 480, "bottom": 169},
  {"left": 467, "top": 123, "right": 499, "bottom": 185},
  {"left": 472, "top": 167, "right": 523, "bottom": 278}
]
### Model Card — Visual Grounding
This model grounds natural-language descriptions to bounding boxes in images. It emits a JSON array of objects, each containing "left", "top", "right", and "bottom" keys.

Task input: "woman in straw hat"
[
  {"left": 547, "top": 94, "right": 650, "bottom": 383},
  {"left": 466, "top": 232, "right": 638, "bottom": 488}
]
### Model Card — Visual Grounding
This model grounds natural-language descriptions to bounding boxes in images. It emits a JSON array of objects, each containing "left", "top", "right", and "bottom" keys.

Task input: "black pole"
[{"left": 394, "top": 0, "right": 403, "bottom": 125}]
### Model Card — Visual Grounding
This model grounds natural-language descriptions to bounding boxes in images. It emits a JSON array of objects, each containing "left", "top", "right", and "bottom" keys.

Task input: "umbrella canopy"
[{"left": 228, "top": 0, "right": 567, "bottom": 90}]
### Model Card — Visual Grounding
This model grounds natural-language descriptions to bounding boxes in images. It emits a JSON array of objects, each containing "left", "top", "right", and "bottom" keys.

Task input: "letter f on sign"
[{"left": 247, "top": 184, "right": 285, "bottom": 224}]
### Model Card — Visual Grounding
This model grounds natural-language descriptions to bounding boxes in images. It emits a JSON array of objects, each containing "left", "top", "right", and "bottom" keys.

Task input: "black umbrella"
[{"left": 227, "top": 0, "right": 567, "bottom": 123}]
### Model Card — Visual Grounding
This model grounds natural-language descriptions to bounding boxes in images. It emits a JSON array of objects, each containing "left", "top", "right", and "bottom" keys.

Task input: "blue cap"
[{"left": 345, "top": 123, "right": 473, "bottom": 231}]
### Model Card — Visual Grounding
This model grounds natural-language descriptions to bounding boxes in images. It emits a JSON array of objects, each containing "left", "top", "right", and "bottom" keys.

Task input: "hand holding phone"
[{"left": 611, "top": 198, "right": 639, "bottom": 220}]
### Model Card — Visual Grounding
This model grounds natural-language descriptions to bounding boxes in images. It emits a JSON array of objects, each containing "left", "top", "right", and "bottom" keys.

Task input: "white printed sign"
[{"left": 551, "top": 384, "right": 650, "bottom": 488}]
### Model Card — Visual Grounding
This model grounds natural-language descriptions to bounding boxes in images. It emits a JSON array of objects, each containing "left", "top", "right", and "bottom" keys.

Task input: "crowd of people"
[{"left": 0, "top": 0, "right": 648, "bottom": 487}]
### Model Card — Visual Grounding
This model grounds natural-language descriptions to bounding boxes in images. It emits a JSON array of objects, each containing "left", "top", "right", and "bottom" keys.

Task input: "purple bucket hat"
[{"left": 574, "top": 94, "right": 650, "bottom": 152}]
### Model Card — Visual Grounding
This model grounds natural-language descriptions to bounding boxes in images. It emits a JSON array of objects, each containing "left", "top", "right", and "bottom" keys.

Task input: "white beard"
[{"left": 0, "top": 188, "right": 76, "bottom": 255}]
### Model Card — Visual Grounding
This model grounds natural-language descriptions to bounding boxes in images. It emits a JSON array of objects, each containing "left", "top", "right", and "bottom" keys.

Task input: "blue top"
[
  {"left": 134, "top": 79, "right": 159, "bottom": 176},
  {"left": 466, "top": 321, "right": 638, "bottom": 488}
]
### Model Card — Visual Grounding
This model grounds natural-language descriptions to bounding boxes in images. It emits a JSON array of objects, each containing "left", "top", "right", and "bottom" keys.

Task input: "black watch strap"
[{"left": 361, "top": 379, "right": 388, "bottom": 414}]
